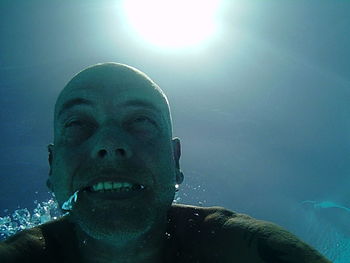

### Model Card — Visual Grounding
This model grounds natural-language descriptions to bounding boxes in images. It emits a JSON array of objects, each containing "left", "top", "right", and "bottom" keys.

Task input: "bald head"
[{"left": 54, "top": 62, "right": 172, "bottom": 135}]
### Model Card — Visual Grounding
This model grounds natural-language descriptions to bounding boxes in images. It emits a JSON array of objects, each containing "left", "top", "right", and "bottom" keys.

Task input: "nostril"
[
  {"left": 98, "top": 149, "right": 107, "bottom": 158},
  {"left": 116, "top": 148, "right": 126, "bottom": 156},
  {"left": 97, "top": 148, "right": 127, "bottom": 158}
]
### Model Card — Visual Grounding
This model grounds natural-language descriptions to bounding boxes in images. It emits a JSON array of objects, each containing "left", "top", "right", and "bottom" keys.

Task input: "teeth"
[
  {"left": 104, "top": 182, "right": 113, "bottom": 190},
  {"left": 90, "top": 181, "right": 142, "bottom": 192}
]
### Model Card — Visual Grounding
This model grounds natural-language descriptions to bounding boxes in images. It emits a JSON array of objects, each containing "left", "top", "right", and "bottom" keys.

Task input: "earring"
[{"left": 175, "top": 184, "right": 179, "bottom": 192}]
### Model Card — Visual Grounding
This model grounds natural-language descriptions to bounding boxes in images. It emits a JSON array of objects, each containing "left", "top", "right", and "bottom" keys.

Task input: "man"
[{"left": 0, "top": 63, "right": 330, "bottom": 262}]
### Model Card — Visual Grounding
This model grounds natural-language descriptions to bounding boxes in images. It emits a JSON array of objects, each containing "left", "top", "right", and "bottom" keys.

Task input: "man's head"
[{"left": 47, "top": 63, "right": 183, "bottom": 242}]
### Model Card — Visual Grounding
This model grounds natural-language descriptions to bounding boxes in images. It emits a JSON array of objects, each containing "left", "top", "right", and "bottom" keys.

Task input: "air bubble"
[
  {"left": 61, "top": 190, "right": 79, "bottom": 211},
  {"left": 165, "top": 232, "right": 171, "bottom": 239},
  {"left": 0, "top": 195, "right": 61, "bottom": 240}
]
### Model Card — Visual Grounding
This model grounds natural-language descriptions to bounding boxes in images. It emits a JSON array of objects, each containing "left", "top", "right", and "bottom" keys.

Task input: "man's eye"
[
  {"left": 64, "top": 119, "right": 95, "bottom": 131},
  {"left": 132, "top": 116, "right": 159, "bottom": 128},
  {"left": 133, "top": 116, "right": 153, "bottom": 124},
  {"left": 65, "top": 120, "right": 85, "bottom": 128},
  {"left": 127, "top": 115, "right": 159, "bottom": 138},
  {"left": 63, "top": 119, "right": 96, "bottom": 144}
]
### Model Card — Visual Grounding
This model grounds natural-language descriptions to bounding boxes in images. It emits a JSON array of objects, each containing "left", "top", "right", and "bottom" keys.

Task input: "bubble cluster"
[{"left": 0, "top": 199, "right": 61, "bottom": 240}]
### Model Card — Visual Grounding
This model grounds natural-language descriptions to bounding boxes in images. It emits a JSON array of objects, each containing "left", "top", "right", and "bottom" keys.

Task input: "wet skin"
[{"left": 48, "top": 63, "right": 183, "bottom": 263}]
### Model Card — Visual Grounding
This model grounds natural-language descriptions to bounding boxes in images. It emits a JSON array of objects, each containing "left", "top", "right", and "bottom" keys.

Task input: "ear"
[
  {"left": 47, "top": 143, "right": 54, "bottom": 191},
  {"left": 172, "top": 137, "right": 184, "bottom": 185}
]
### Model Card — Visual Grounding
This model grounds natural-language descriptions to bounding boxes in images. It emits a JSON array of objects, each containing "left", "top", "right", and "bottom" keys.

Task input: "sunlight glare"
[{"left": 122, "top": 0, "right": 221, "bottom": 49}]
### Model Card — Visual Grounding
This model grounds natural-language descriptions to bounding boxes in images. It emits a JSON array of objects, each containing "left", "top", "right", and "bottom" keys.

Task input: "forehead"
[{"left": 55, "top": 65, "right": 167, "bottom": 116}]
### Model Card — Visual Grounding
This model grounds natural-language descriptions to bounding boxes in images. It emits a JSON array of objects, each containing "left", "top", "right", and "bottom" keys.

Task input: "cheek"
[
  {"left": 147, "top": 146, "right": 176, "bottom": 183},
  {"left": 51, "top": 149, "right": 82, "bottom": 203},
  {"left": 134, "top": 139, "right": 175, "bottom": 182}
]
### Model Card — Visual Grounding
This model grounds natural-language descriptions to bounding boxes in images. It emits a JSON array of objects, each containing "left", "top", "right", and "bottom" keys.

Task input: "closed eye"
[
  {"left": 132, "top": 115, "right": 158, "bottom": 126},
  {"left": 62, "top": 118, "right": 96, "bottom": 144},
  {"left": 126, "top": 115, "right": 160, "bottom": 138},
  {"left": 64, "top": 118, "right": 96, "bottom": 131},
  {"left": 65, "top": 120, "right": 85, "bottom": 127},
  {"left": 134, "top": 116, "right": 152, "bottom": 123}
]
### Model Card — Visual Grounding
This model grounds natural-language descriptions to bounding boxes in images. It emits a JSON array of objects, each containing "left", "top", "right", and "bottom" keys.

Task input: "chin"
[
  {"left": 78, "top": 216, "right": 151, "bottom": 243},
  {"left": 71, "top": 205, "right": 148, "bottom": 241},
  {"left": 70, "top": 198, "right": 172, "bottom": 243}
]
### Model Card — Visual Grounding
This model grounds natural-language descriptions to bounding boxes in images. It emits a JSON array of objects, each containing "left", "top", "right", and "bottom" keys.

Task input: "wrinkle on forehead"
[
  {"left": 56, "top": 63, "right": 167, "bottom": 107},
  {"left": 54, "top": 62, "right": 173, "bottom": 133}
]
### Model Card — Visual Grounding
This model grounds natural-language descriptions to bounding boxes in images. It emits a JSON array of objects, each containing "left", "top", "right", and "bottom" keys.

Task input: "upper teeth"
[{"left": 90, "top": 182, "right": 142, "bottom": 192}]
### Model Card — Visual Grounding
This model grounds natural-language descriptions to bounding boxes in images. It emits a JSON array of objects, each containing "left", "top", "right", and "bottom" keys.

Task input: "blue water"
[
  {"left": 298, "top": 201, "right": 350, "bottom": 262},
  {"left": 1, "top": 1, "right": 349, "bottom": 262}
]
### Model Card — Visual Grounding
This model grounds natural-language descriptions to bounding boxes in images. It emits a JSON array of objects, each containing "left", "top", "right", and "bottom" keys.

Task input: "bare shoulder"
[
  {"left": 169, "top": 204, "right": 331, "bottom": 263},
  {"left": 0, "top": 216, "right": 73, "bottom": 263},
  {"left": 0, "top": 225, "right": 46, "bottom": 262}
]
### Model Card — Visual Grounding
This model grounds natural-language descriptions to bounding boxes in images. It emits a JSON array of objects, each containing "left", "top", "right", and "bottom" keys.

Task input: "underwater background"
[{"left": 0, "top": 0, "right": 349, "bottom": 262}]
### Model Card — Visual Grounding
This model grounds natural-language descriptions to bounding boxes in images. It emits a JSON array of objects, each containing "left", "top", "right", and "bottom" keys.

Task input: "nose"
[{"left": 91, "top": 128, "right": 132, "bottom": 161}]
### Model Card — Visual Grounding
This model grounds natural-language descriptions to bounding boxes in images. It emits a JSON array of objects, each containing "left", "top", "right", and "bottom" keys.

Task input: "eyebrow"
[{"left": 57, "top": 98, "right": 94, "bottom": 118}]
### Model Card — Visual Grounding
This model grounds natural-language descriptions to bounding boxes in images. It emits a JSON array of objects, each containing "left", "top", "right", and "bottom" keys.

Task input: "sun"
[{"left": 122, "top": 0, "right": 221, "bottom": 49}]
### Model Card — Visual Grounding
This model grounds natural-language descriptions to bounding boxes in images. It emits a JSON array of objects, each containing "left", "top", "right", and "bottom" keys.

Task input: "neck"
[{"left": 72, "top": 219, "right": 168, "bottom": 263}]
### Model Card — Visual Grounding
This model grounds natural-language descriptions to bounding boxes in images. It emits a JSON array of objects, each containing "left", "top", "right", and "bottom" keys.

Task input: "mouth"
[
  {"left": 80, "top": 180, "right": 147, "bottom": 200},
  {"left": 85, "top": 181, "right": 145, "bottom": 193}
]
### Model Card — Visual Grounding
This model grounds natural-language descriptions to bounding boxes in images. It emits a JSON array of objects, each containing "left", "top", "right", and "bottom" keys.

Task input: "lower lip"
[{"left": 82, "top": 188, "right": 147, "bottom": 201}]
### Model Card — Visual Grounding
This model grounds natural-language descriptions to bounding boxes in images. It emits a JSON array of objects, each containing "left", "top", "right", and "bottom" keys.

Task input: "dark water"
[{"left": 0, "top": 0, "right": 349, "bottom": 261}]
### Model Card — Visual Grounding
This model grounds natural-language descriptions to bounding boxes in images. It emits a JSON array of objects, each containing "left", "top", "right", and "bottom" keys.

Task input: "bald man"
[{"left": 0, "top": 63, "right": 330, "bottom": 263}]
